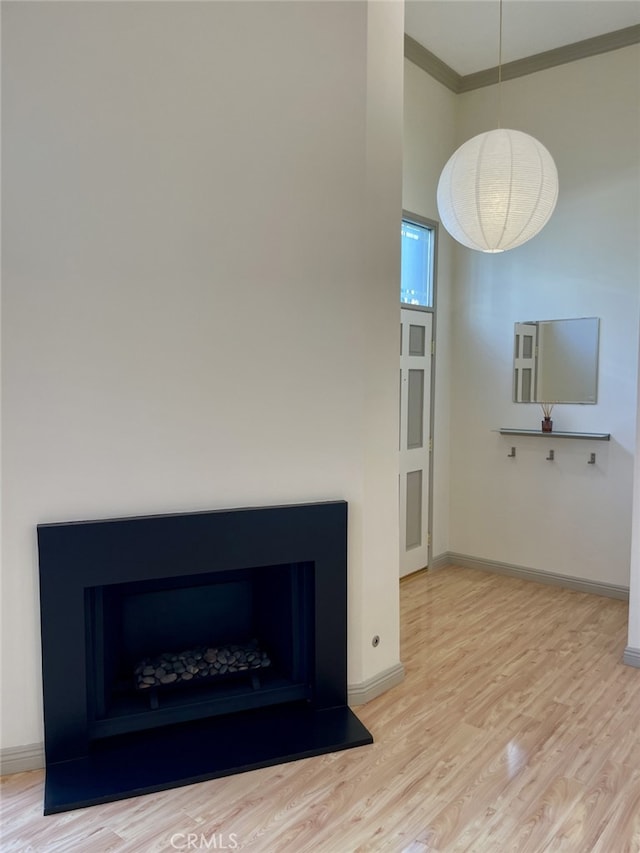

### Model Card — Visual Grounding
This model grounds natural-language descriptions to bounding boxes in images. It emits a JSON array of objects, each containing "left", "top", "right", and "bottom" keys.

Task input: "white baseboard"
[
  {"left": 0, "top": 667, "right": 404, "bottom": 775},
  {"left": 439, "top": 552, "right": 629, "bottom": 601},
  {"left": 348, "top": 661, "right": 405, "bottom": 706},
  {"left": 2, "top": 557, "right": 623, "bottom": 774},
  {"left": 0, "top": 742, "right": 44, "bottom": 776},
  {"left": 623, "top": 646, "right": 640, "bottom": 668},
  {"left": 429, "top": 552, "right": 452, "bottom": 572}
]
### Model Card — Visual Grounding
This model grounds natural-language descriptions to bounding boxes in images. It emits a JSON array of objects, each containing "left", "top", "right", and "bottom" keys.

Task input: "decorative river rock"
[{"left": 134, "top": 640, "right": 271, "bottom": 690}]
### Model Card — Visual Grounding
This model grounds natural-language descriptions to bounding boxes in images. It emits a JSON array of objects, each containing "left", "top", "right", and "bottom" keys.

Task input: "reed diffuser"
[{"left": 541, "top": 402, "right": 554, "bottom": 432}]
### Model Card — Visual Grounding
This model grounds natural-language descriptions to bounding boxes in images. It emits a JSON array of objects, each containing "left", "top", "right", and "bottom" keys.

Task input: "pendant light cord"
[{"left": 498, "top": 0, "right": 503, "bottom": 128}]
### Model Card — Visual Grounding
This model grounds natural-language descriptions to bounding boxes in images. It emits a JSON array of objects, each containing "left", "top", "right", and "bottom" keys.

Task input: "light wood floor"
[{"left": 2, "top": 566, "right": 640, "bottom": 852}]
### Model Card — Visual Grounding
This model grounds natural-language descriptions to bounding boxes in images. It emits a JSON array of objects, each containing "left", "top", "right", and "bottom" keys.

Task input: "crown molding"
[
  {"left": 404, "top": 34, "right": 461, "bottom": 92},
  {"left": 405, "top": 24, "right": 640, "bottom": 94}
]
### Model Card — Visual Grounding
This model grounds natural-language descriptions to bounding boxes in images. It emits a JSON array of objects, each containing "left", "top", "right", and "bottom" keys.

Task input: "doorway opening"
[{"left": 399, "top": 213, "right": 437, "bottom": 577}]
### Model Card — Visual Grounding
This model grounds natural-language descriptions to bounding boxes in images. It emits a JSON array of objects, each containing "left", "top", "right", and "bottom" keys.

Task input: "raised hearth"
[{"left": 37, "top": 501, "right": 372, "bottom": 814}]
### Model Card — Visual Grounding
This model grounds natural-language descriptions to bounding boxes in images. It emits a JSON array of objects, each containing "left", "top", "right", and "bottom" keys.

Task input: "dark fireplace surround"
[{"left": 37, "top": 501, "right": 372, "bottom": 815}]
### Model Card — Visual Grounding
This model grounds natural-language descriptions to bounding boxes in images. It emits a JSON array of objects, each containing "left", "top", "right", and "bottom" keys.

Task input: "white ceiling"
[{"left": 405, "top": 0, "right": 640, "bottom": 76}]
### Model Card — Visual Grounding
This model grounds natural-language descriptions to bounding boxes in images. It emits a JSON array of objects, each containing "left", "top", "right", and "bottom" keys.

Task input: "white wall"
[
  {"left": 1, "top": 1, "right": 404, "bottom": 752},
  {"left": 628, "top": 314, "right": 640, "bottom": 652},
  {"left": 402, "top": 59, "right": 457, "bottom": 558},
  {"left": 449, "top": 46, "right": 640, "bottom": 585},
  {"left": 356, "top": 0, "right": 405, "bottom": 682}
]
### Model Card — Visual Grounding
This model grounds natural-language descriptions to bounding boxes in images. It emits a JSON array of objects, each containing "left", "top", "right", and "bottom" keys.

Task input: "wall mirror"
[{"left": 513, "top": 317, "right": 599, "bottom": 404}]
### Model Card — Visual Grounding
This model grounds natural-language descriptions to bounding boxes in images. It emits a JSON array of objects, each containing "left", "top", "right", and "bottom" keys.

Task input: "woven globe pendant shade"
[{"left": 436, "top": 128, "right": 559, "bottom": 253}]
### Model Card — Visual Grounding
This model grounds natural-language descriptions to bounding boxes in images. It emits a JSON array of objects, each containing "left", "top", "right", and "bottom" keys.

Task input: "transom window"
[{"left": 401, "top": 218, "right": 434, "bottom": 308}]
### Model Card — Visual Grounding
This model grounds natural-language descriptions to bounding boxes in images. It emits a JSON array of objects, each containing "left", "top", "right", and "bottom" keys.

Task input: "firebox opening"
[{"left": 85, "top": 562, "right": 315, "bottom": 740}]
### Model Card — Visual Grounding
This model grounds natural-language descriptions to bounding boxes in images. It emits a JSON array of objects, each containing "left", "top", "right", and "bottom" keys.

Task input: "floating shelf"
[{"left": 498, "top": 429, "right": 610, "bottom": 441}]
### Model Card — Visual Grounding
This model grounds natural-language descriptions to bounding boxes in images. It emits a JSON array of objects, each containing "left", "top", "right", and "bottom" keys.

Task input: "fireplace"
[{"left": 37, "top": 501, "right": 372, "bottom": 814}]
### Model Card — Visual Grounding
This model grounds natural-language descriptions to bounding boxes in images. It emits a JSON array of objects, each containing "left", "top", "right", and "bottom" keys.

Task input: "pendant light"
[{"left": 436, "top": 0, "right": 559, "bottom": 253}]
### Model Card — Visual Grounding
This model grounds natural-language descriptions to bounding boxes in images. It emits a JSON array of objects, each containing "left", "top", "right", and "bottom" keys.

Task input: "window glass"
[{"left": 401, "top": 220, "right": 433, "bottom": 307}]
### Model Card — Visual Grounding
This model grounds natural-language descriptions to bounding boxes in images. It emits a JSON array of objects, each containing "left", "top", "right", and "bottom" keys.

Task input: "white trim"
[
  {"left": 623, "top": 646, "right": 640, "bottom": 668},
  {"left": 0, "top": 666, "right": 405, "bottom": 774},
  {"left": 405, "top": 25, "right": 640, "bottom": 94},
  {"left": 404, "top": 35, "right": 460, "bottom": 93},
  {"left": 428, "top": 552, "right": 451, "bottom": 572},
  {"left": 0, "top": 743, "right": 44, "bottom": 776},
  {"left": 348, "top": 662, "right": 405, "bottom": 706},
  {"left": 434, "top": 552, "right": 629, "bottom": 600}
]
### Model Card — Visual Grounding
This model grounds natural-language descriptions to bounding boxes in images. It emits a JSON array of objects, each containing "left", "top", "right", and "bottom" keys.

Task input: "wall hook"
[
  {"left": 588, "top": 452, "right": 596, "bottom": 465},
  {"left": 507, "top": 446, "right": 516, "bottom": 458},
  {"left": 546, "top": 449, "right": 555, "bottom": 461}
]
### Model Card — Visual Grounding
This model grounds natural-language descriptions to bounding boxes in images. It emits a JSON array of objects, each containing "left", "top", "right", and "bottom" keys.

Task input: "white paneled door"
[
  {"left": 514, "top": 322, "right": 538, "bottom": 402},
  {"left": 399, "top": 309, "right": 432, "bottom": 577}
]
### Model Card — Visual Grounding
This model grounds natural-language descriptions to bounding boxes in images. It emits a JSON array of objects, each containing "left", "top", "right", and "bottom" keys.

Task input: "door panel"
[
  {"left": 399, "top": 309, "right": 432, "bottom": 577},
  {"left": 514, "top": 322, "right": 538, "bottom": 402}
]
